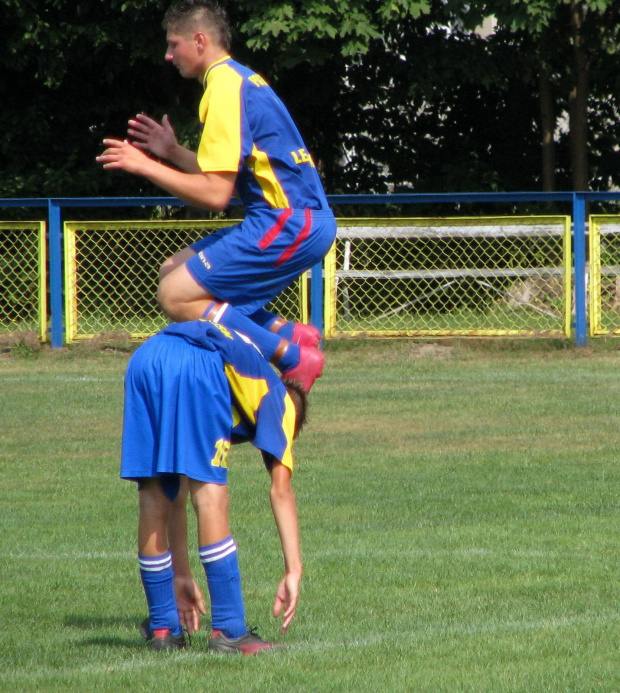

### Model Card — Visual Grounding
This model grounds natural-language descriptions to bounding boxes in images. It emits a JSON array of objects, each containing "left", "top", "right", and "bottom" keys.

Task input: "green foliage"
[
  {"left": 239, "top": 0, "right": 431, "bottom": 61},
  {"left": 3, "top": 0, "right": 620, "bottom": 199}
]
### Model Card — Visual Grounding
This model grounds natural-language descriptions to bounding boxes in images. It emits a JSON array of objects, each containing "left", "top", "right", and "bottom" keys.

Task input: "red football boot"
[
  {"left": 281, "top": 345, "right": 325, "bottom": 392},
  {"left": 208, "top": 628, "right": 284, "bottom": 655},
  {"left": 291, "top": 322, "right": 321, "bottom": 349}
]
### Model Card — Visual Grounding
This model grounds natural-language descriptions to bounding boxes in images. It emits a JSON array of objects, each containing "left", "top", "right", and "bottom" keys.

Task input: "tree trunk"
[
  {"left": 539, "top": 63, "right": 556, "bottom": 192},
  {"left": 569, "top": 1, "right": 589, "bottom": 191}
]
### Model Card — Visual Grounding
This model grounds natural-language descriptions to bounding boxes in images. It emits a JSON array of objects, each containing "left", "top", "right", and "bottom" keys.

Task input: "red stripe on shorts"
[
  {"left": 258, "top": 209, "right": 293, "bottom": 250},
  {"left": 275, "top": 209, "right": 312, "bottom": 267}
]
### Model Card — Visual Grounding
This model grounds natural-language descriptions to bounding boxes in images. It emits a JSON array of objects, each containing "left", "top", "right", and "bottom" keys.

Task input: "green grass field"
[{"left": 1, "top": 338, "right": 620, "bottom": 692}]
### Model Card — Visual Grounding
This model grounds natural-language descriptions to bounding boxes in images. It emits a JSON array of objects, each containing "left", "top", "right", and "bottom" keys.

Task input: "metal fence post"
[
  {"left": 48, "top": 199, "right": 64, "bottom": 348},
  {"left": 572, "top": 193, "right": 588, "bottom": 347},
  {"left": 310, "top": 260, "right": 324, "bottom": 336}
]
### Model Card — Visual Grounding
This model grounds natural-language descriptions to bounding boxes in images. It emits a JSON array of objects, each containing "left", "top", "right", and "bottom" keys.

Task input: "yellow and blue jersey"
[
  {"left": 163, "top": 320, "right": 296, "bottom": 473},
  {"left": 197, "top": 56, "right": 330, "bottom": 212}
]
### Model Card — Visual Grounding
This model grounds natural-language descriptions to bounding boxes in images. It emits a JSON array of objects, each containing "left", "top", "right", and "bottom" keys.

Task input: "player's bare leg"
[
  {"left": 203, "top": 301, "right": 324, "bottom": 392},
  {"left": 138, "top": 479, "right": 172, "bottom": 555},
  {"left": 188, "top": 480, "right": 283, "bottom": 654},
  {"left": 189, "top": 481, "right": 250, "bottom": 648},
  {"left": 158, "top": 266, "right": 291, "bottom": 362},
  {"left": 157, "top": 257, "right": 323, "bottom": 390},
  {"left": 137, "top": 479, "right": 186, "bottom": 650},
  {"left": 160, "top": 251, "right": 321, "bottom": 349},
  {"left": 158, "top": 258, "right": 215, "bottom": 321},
  {"left": 188, "top": 480, "right": 231, "bottom": 547}
]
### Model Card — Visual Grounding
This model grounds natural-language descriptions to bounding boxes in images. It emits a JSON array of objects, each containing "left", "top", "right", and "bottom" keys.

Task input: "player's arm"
[
  {"left": 96, "top": 139, "right": 236, "bottom": 212},
  {"left": 127, "top": 113, "right": 202, "bottom": 173},
  {"left": 167, "top": 476, "right": 207, "bottom": 634},
  {"left": 268, "top": 458, "right": 302, "bottom": 634}
]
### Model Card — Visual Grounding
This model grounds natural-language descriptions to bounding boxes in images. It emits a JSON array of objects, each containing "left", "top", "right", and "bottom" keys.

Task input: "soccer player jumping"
[{"left": 97, "top": 0, "right": 337, "bottom": 392}]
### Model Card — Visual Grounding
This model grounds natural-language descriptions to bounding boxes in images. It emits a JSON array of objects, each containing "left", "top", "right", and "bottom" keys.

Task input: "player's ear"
[
  {"left": 194, "top": 31, "right": 207, "bottom": 51},
  {"left": 282, "top": 379, "right": 309, "bottom": 438}
]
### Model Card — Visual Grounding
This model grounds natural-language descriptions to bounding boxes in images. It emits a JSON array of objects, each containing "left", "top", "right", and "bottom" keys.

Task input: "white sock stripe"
[
  {"left": 200, "top": 543, "right": 237, "bottom": 564},
  {"left": 199, "top": 538, "right": 235, "bottom": 557},
  {"left": 140, "top": 563, "right": 172, "bottom": 572},
  {"left": 139, "top": 553, "right": 171, "bottom": 565},
  {"left": 139, "top": 554, "right": 172, "bottom": 571},
  {"left": 211, "top": 303, "right": 229, "bottom": 323},
  {"left": 199, "top": 538, "right": 237, "bottom": 563}
]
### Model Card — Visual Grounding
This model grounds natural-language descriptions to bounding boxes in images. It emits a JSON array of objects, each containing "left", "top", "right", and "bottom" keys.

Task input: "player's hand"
[
  {"left": 127, "top": 113, "right": 178, "bottom": 160},
  {"left": 96, "top": 138, "right": 150, "bottom": 175},
  {"left": 272, "top": 571, "right": 301, "bottom": 634},
  {"left": 174, "top": 576, "right": 207, "bottom": 636}
]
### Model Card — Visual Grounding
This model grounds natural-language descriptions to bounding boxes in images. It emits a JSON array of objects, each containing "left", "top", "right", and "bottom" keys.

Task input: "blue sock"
[
  {"left": 205, "top": 302, "right": 300, "bottom": 371},
  {"left": 139, "top": 552, "right": 182, "bottom": 636},
  {"left": 199, "top": 536, "right": 246, "bottom": 639},
  {"left": 249, "top": 308, "right": 295, "bottom": 341}
]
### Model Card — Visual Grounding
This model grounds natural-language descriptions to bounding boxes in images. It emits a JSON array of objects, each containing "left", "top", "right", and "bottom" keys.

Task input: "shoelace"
[{"left": 245, "top": 626, "right": 265, "bottom": 641}]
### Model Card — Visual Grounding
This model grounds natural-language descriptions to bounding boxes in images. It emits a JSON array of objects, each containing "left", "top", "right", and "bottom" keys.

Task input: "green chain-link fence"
[
  {"left": 0, "top": 222, "right": 47, "bottom": 342},
  {"left": 324, "top": 217, "right": 572, "bottom": 338},
  {"left": 63, "top": 220, "right": 306, "bottom": 340},
  {"left": 589, "top": 215, "right": 620, "bottom": 336},
  {"left": 0, "top": 215, "right": 578, "bottom": 344}
]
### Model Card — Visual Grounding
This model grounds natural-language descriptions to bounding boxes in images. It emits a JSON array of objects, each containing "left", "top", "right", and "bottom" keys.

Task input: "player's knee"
[
  {"left": 157, "top": 282, "right": 201, "bottom": 322},
  {"left": 189, "top": 481, "right": 229, "bottom": 519},
  {"left": 157, "top": 281, "right": 182, "bottom": 320}
]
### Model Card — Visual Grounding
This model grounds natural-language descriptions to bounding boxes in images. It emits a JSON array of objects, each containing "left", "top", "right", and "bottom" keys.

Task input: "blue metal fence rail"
[{"left": 4, "top": 191, "right": 620, "bottom": 348}]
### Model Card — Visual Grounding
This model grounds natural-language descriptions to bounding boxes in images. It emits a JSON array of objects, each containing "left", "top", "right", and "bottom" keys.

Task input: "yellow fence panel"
[
  {"left": 588, "top": 215, "right": 620, "bottom": 336},
  {"left": 325, "top": 216, "right": 572, "bottom": 338},
  {"left": 0, "top": 221, "right": 47, "bottom": 342},
  {"left": 63, "top": 220, "right": 306, "bottom": 341}
]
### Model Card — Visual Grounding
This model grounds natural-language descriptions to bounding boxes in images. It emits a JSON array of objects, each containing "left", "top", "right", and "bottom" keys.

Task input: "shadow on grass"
[
  {"left": 65, "top": 613, "right": 152, "bottom": 649},
  {"left": 64, "top": 614, "right": 206, "bottom": 651},
  {"left": 75, "top": 635, "right": 146, "bottom": 649},
  {"left": 65, "top": 615, "right": 147, "bottom": 650},
  {"left": 65, "top": 614, "right": 140, "bottom": 631}
]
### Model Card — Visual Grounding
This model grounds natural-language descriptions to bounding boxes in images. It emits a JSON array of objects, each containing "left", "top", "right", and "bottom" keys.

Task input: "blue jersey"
[
  {"left": 197, "top": 56, "right": 330, "bottom": 212},
  {"left": 163, "top": 320, "right": 296, "bottom": 472}
]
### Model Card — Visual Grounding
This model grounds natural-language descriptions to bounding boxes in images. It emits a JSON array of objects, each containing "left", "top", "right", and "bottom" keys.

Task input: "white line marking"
[
  {"left": 4, "top": 551, "right": 134, "bottom": 560},
  {"left": 0, "top": 375, "right": 120, "bottom": 383},
  {"left": 3, "top": 612, "right": 618, "bottom": 684},
  {"left": 2, "top": 653, "right": 209, "bottom": 682},
  {"left": 3, "top": 546, "right": 605, "bottom": 561}
]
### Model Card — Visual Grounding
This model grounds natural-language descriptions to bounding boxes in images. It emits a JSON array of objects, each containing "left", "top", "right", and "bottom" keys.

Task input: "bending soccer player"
[
  {"left": 121, "top": 319, "right": 308, "bottom": 653},
  {"left": 97, "top": 0, "right": 337, "bottom": 392}
]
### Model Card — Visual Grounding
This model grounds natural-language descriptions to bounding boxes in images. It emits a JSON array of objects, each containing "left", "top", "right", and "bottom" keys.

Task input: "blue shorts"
[
  {"left": 120, "top": 333, "right": 232, "bottom": 485},
  {"left": 186, "top": 208, "right": 336, "bottom": 315}
]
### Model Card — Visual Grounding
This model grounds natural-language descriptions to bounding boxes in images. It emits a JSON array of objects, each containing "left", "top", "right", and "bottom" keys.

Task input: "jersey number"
[{"left": 211, "top": 438, "right": 231, "bottom": 468}]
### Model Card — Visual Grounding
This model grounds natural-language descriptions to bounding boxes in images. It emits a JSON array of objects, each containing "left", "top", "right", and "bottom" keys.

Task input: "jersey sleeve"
[
  {"left": 197, "top": 64, "right": 245, "bottom": 173},
  {"left": 224, "top": 362, "right": 296, "bottom": 474}
]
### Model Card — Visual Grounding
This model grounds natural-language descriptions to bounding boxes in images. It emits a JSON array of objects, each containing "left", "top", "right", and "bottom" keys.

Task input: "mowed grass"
[{"left": 1, "top": 338, "right": 620, "bottom": 692}]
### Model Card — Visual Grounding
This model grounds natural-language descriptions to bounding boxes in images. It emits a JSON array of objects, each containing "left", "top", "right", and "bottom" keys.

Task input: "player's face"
[{"left": 165, "top": 30, "right": 202, "bottom": 79}]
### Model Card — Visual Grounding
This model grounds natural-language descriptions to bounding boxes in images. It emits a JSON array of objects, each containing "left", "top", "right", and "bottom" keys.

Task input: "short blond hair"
[{"left": 162, "top": 1, "right": 231, "bottom": 51}]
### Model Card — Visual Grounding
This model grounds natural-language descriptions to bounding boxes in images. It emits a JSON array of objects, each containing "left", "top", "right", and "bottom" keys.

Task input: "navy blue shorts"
[
  {"left": 186, "top": 208, "right": 336, "bottom": 315},
  {"left": 120, "top": 333, "right": 232, "bottom": 485}
]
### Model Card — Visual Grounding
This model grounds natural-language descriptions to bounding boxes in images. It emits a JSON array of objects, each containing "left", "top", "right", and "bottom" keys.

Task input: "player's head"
[
  {"left": 282, "top": 378, "right": 309, "bottom": 439},
  {"left": 162, "top": 0, "right": 232, "bottom": 52}
]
